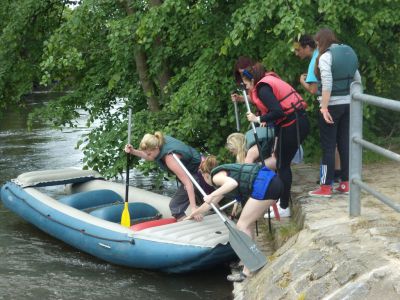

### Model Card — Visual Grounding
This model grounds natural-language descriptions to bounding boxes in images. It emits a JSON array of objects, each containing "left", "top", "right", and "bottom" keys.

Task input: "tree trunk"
[
  {"left": 134, "top": 49, "right": 160, "bottom": 111},
  {"left": 124, "top": 0, "right": 160, "bottom": 112},
  {"left": 149, "top": 0, "right": 171, "bottom": 103}
]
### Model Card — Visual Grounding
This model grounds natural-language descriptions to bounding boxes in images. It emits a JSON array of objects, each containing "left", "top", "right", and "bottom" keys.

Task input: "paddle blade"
[
  {"left": 226, "top": 220, "right": 267, "bottom": 272},
  {"left": 121, "top": 202, "right": 131, "bottom": 227}
]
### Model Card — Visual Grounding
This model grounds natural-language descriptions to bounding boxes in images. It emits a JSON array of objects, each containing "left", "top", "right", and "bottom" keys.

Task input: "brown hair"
[
  {"left": 139, "top": 131, "right": 165, "bottom": 151},
  {"left": 199, "top": 155, "right": 218, "bottom": 174},
  {"left": 314, "top": 28, "right": 339, "bottom": 78},
  {"left": 242, "top": 62, "right": 266, "bottom": 85},
  {"left": 234, "top": 56, "right": 256, "bottom": 85}
]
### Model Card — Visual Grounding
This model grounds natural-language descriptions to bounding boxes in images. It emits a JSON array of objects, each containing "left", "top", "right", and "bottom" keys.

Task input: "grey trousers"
[{"left": 169, "top": 173, "right": 204, "bottom": 219}]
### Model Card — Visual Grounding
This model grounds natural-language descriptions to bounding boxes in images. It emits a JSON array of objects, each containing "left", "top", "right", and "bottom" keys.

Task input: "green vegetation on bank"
[{"left": 0, "top": 0, "right": 399, "bottom": 177}]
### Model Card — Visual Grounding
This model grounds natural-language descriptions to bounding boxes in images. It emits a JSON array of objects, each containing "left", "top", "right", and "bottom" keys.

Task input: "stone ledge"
[{"left": 233, "top": 164, "right": 400, "bottom": 300}]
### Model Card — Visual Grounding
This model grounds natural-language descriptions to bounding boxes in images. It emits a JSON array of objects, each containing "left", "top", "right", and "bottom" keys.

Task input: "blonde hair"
[
  {"left": 226, "top": 133, "right": 246, "bottom": 163},
  {"left": 139, "top": 131, "right": 165, "bottom": 151},
  {"left": 200, "top": 155, "right": 218, "bottom": 174}
]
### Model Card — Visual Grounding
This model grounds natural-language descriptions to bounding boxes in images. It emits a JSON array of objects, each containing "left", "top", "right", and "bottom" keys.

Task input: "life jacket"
[
  {"left": 155, "top": 136, "right": 201, "bottom": 174},
  {"left": 210, "top": 163, "right": 262, "bottom": 202},
  {"left": 250, "top": 72, "right": 307, "bottom": 127},
  {"left": 317, "top": 44, "right": 358, "bottom": 96},
  {"left": 245, "top": 127, "right": 275, "bottom": 160}
]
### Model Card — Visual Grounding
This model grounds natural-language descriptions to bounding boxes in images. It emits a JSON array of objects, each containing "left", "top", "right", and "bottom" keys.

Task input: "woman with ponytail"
[
  {"left": 125, "top": 131, "right": 210, "bottom": 221},
  {"left": 186, "top": 155, "right": 283, "bottom": 282}
]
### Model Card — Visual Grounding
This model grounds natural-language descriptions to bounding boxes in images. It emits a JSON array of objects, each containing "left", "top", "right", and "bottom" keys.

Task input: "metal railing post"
[{"left": 349, "top": 81, "right": 363, "bottom": 216}]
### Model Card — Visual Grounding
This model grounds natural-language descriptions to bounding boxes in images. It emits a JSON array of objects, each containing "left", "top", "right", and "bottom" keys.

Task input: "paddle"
[
  {"left": 234, "top": 100, "right": 240, "bottom": 131},
  {"left": 172, "top": 153, "right": 267, "bottom": 272},
  {"left": 241, "top": 85, "right": 280, "bottom": 229},
  {"left": 241, "top": 85, "right": 264, "bottom": 162},
  {"left": 121, "top": 108, "right": 132, "bottom": 227}
]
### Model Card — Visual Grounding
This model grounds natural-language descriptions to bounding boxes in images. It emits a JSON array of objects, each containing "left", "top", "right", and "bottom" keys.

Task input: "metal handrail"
[{"left": 349, "top": 81, "right": 400, "bottom": 216}]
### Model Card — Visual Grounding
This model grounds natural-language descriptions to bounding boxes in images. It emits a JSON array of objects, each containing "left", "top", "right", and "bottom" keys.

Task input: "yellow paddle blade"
[{"left": 121, "top": 202, "right": 131, "bottom": 227}]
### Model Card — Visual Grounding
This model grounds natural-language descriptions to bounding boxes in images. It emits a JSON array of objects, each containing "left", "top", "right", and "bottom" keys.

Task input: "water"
[{"left": 0, "top": 97, "right": 232, "bottom": 300}]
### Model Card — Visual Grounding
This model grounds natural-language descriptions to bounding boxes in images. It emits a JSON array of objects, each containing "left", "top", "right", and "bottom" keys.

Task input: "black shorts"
[{"left": 264, "top": 176, "right": 283, "bottom": 201}]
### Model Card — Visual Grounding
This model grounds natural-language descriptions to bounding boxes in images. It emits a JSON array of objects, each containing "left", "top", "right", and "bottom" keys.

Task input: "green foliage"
[
  {"left": 0, "top": 1, "right": 73, "bottom": 110},
  {"left": 1, "top": 0, "right": 400, "bottom": 177}
]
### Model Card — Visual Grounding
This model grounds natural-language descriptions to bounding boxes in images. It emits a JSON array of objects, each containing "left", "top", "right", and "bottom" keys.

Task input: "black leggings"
[
  {"left": 319, "top": 104, "right": 350, "bottom": 184},
  {"left": 276, "top": 113, "right": 310, "bottom": 209}
]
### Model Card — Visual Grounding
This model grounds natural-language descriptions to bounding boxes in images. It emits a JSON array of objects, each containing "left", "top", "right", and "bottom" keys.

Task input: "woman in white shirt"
[{"left": 309, "top": 28, "right": 361, "bottom": 197}]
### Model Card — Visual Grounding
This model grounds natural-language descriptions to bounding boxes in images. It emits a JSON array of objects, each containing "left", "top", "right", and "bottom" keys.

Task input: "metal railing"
[{"left": 349, "top": 81, "right": 400, "bottom": 216}]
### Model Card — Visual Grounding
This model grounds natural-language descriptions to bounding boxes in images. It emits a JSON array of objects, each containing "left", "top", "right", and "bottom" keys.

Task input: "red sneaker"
[
  {"left": 335, "top": 181, "right": 349, "bottom": 194},
  {"left": 308, "top": 185, "right": 332, "bottom": 197}
]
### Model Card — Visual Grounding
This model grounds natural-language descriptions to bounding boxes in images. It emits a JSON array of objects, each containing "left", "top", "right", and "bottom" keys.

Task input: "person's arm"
[
  {"left": 257, "top": 84, "right": 285, "bottom": 123},
  {"left": 231, "top": 93, "right": 244, "bottom": 102},
  {"left": 301, "top": 50, "right": 319, "bottom": 95},
  {"left": 246, "top": 84, "right": 285, "bottom": 124},
  {"left": 124, "top": 144, "right": 149, "bottom": 160},
  {"left": 319, "top": 52, "right": 334, "bottom": 124},
  {"left": 300, "top": 74, "right": 317, "bottom": 94},
  {"left": 204, "top": 172, "right": 238, "bottom": 203},
  {"left": 186, "top": 171, "right": 238, "bottom": 219},
  {"left": 308, "top": 83, "right": 318, "bottom": 94},
  {"left": 164, "top": 153, "right": 203, "bottom": 221}
]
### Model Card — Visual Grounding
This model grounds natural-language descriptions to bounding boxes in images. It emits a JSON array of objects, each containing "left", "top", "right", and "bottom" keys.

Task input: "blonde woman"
[
  {"left": 125, "top": 131, "right": 210, "bottom": 221},
  {"left": 185, "top": 155, "right": 282, "bottom": 282},
  {"left": 226, "top": 130, "right": 275, "bottom": 220},
  {"left": 226, "top": 128, "right": 275, "bottom": 168}
]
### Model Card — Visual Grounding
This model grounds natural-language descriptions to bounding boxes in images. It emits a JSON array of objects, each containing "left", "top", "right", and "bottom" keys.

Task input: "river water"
[{"left": 0, "top": 97, "right": 232, "bottom": 300}]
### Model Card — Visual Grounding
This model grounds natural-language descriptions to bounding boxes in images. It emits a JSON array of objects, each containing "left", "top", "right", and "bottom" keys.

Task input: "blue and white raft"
[{"left": 0, "top": 168, "right": 235, "bottom": 273}]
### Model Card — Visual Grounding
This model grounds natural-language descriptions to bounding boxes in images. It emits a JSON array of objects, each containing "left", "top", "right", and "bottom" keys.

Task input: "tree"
[
  {"left": 2, "top": 0, "right": 400, "bottom": 177},
  {"left": 0, "top": 0, "right": 77, "bottom": 111}
]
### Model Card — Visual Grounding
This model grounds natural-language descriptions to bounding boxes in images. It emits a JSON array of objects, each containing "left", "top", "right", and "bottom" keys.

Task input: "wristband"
[{"left": 320, "top": 108, "right": 329, "bottom": 113}]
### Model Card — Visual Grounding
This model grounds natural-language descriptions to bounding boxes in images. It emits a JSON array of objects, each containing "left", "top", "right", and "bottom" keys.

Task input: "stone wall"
[{"left": 233, "top": 164, "right": 400, "bottom": 300}]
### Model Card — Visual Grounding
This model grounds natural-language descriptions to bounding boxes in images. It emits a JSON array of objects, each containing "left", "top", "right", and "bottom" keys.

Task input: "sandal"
[{"left": 227, "top": 272, "right": 247, "bottom": 282}]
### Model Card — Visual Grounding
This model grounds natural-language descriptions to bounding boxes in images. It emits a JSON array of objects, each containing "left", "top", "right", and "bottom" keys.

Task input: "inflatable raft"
[{"left": 0, "top": 168, "right": 235, "bottom": 273}]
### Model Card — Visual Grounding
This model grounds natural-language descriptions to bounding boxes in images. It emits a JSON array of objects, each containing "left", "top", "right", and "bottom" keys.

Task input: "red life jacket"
[{"left": 250, "top": 72, "right": 307, "bottom": 127}]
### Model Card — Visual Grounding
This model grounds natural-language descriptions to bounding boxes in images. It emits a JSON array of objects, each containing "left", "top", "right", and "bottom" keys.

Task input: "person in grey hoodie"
[{"left": 309, "top": 28, "right": 361, "bottom": 197}]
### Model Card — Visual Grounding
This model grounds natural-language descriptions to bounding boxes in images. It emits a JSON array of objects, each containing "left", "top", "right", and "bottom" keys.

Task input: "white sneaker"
[{"left": 264, "top": 203, "right": 291, "bottom": 218}]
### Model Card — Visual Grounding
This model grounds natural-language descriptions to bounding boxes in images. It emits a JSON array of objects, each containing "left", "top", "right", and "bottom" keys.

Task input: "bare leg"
[{"left": 236, "top": 198, "right": 275, "bottom": 275}]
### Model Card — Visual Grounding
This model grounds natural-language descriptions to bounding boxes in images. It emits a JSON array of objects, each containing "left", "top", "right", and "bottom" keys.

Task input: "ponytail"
[
  {"left": 200, "top": 155, "right": 218, "bottom": 174},
  {"left": 139, "top": 131, "right": 165, "bottom": 151}
]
